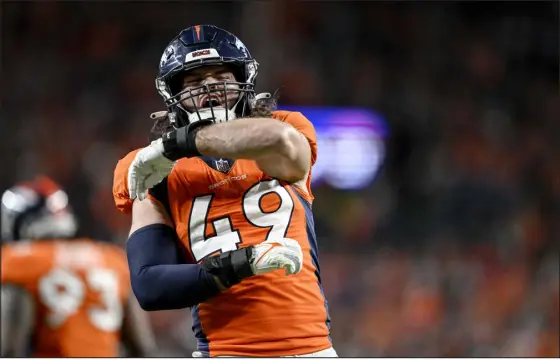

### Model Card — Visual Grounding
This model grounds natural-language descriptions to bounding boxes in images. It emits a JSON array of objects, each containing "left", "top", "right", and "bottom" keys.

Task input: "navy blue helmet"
[
  {"left": 1, "top": 176, "right": 78, "bottom": 242},
  {"left": 156, "top": 25, "right": 260, "bottom": 127}
]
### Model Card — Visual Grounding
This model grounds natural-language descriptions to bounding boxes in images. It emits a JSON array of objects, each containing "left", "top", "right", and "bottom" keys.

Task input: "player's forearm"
[
  {"left": 160, "top": 117, "right": 309, "bottom": 181},
  {"left": 127, "top": 224, "right": 222, "bottom": 311},
  {"left": 131, "top": 263, "right": 220, "bottom": 311},
  {"left": 162, "top": 117, "right": 299, "bottom": 162},
  {"left": 195, "top": 117, "right": 298, "bottom": 160}
]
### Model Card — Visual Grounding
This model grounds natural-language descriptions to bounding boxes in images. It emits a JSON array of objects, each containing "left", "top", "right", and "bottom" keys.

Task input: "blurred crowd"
[{"left": 1, "top": 1, "right": 558, "bottom": 357}]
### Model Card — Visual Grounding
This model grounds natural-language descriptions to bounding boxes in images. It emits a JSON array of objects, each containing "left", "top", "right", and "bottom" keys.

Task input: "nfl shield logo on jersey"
[{"left": 215, "top": 158, "right": 231, "bottom": 173}]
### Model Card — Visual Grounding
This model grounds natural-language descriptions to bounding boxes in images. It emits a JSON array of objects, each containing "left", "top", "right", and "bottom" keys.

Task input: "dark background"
[{"left": 1, "top": 1, "right": 558, "bottom": 356}]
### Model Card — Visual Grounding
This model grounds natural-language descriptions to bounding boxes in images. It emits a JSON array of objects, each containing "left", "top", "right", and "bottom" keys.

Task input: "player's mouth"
[{"left": 199, "top": 95, "right": 225, "bottom": 109}]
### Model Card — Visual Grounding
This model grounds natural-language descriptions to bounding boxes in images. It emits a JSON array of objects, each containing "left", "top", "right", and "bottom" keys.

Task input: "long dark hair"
[{"left": 149, "top": 90, "right": 279, "bottom": 141}]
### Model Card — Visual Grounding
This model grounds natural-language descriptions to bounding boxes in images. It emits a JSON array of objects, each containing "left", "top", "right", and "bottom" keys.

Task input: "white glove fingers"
[
  {"left": 127, "top": 138, "right": 174, "bottom": 201},
  {"left": 137, "top": 171, "right": 148, "bottom": 201},
  {"left": 145, "top": 172, "right": 165, "bottom": 189},
  {"left": 283, "top": 252, "right": 302, "bottom": 275},
  {"left": 138, "top": 172, "right": 163, "bottom": 201},
  {"left": 251, "top": 239, "right": 303, "bottom": 277},
  {"left": 128, "top": 165, "right": 138, "bottom": 200},
  {"left": 131, "top": 163, "right": 147, "bottom": 201}
]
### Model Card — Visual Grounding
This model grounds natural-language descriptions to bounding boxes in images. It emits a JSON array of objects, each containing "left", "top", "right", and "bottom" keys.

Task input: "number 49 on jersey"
[{"left": 188, "top": 179, "right": 295, "bottom": 261}]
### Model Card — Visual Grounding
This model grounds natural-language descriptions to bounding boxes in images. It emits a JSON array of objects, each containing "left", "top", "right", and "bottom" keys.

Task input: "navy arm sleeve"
[{"left": 126, "top": 224, "right": 221, "bottom": 311}]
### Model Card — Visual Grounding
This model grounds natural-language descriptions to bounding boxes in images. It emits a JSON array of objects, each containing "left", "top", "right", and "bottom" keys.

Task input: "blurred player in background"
[
  {"left": 112, "top": 25, "right": 336, "bottom": 357},
  {"left": 1, "top": 176, "right": 157, "bottom": 357}
]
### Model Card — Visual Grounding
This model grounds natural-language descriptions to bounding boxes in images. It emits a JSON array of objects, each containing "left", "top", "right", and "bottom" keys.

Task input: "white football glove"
[
  {"left": 128, "top": 138, "right": 175, "bottom": 201},
  {"left": 251, "top": 238, "right": 304, "bottom": 276}
]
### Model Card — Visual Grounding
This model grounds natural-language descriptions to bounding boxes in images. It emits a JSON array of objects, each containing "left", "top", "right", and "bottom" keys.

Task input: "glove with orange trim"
[{"left": 250, "top": 238, "right": 304, "bottom": 276}]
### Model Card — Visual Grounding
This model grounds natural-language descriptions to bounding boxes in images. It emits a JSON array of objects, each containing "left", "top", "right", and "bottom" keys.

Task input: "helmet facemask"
[
  {"left": 157, "top": 60, "right": 259, "bottom": 128},
  {"left": 17, "top": 207, "right": 78, "bottom": 241}
]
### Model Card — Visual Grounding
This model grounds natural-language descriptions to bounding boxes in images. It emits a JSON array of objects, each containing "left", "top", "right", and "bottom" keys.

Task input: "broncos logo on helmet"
[
  {"left": 1, "top": 176, "right": 78, "bottom": 242},
  {"left": 156, "top": 25, "right": 267, "bottom": 128}
]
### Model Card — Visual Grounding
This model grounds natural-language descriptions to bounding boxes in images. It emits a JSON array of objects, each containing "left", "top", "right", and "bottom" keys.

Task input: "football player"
[
  {"left": 114, "top": 25, "right": 337, "bottom": 357},
  {"left": 1, "top": 176, "right": 157, "bottom": 357}
]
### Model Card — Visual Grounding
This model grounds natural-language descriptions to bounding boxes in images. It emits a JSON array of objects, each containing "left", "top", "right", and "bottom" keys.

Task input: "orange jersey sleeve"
[
  {"left": 1, "top": 242, "right": 50, "bottom": 290},
  {"left": 272, "top": 110, "right": 318, "bottom": 201},
  {"left": 272, "top": 110, "right": 318, "bottom": 166},
  {"left": 112, "top": 149, "right": 141, "bottom": 214}
]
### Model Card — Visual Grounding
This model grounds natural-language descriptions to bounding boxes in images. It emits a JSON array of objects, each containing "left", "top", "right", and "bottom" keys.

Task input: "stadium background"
[{"left": 1, "top": 1, "right": 558, "bottom": 357}]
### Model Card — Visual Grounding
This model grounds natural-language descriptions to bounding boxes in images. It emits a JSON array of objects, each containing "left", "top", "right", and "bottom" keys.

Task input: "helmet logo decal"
[
  {"left": 194, "top": 25, "right": 201, "bottom": 40},
  {"left": 191, "top": 49, "right": 211, "bottom": 58},
  {"left": 184, "top": 48, "right": 220, "bottom": 63}
]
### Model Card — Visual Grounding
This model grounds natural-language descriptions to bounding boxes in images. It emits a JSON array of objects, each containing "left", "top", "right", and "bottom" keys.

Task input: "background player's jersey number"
[
  {"left": 189, "top": 180, "right": 294, "bottom": 261},
  {"left": 38, "top": 268, "right": 123, "bottom": 331}
]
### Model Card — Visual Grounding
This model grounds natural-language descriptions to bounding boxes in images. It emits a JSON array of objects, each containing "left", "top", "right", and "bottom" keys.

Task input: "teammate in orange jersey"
[
  {"left": 1, "top": 176, "right": 157, "bottom": 357},
  {"left": 115, "top": 25, "right": 337, "bottom": 357}
]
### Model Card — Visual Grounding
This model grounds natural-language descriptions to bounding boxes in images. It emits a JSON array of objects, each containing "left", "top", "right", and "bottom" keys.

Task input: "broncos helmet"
[
  {"left": 1, "top": 176, "right": 78, "bottom": 242},
  {"left": 156, "top": 24, "right": 264, "bottom": 128}
]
